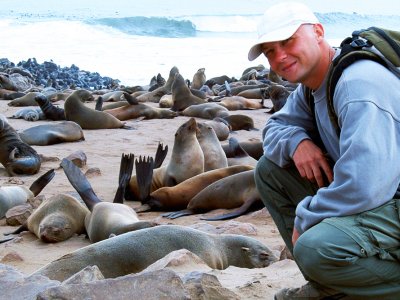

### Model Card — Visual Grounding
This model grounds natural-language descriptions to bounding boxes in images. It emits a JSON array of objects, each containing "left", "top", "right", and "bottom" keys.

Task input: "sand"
[{"left": 0, "top": 98, "right": 305, "bottom": 299}]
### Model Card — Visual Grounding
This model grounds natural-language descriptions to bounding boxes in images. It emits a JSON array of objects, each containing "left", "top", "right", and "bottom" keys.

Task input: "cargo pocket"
[{"left": 356, "top": 199, "right": 400, "bottom": 261}]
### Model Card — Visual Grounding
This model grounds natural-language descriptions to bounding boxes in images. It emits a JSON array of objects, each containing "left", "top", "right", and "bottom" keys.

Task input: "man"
[{"left": 249, "top": 2, "right": 400, "bottom": 299}]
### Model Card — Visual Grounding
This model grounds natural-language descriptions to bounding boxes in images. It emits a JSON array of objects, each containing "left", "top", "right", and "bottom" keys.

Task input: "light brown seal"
[
  {"left": 180, "top": 102, "right": 230, "bottom": 119},
  {"left": 31, "top": 224, "right": 278, "bottom": 281},
  {"left": 222, "top": 138, "right": 263, "bottom": 160},
  {"left": 61, "top": 156, "right": 157, "bottom": 243},
  {"left": 8, "top": 193, "right": 89, "bottom": 243},
  {"left": 202, "top": 118, "right": 231, "bottom": 141},
  {"left": 222, "top": 114, "right": 257, "bottom": 131},
  {"left": 64, "top": 89, "right": 129, "bottom": 129},
  {"left": 171, "top": 73, "right": 206, "bottom": 111},
  {"left": 135, "top": 164, "right": 254, "bottom": 212},
  {"left": 262, "top": 84, "right": 291, "bottom": 113},
  {"left": 0, "top": 115, "right": 41, "bottom": 176},
  {"left": 191, "top": 67, "right": 206, "bottom": 89},
  {"left": 218, "top": 96, "right": 265, "bottom": 110},
  {"left": 223, "top": 137, "right": 258, "bottom": 167},
  {"left": 127, "top": 118, "right": 204, "bottom": 200},
  {"left": 18, "top": 121, "right": 85, "bottom": 146},
  {"left": 163, "top": 169, "right": 264, "bottom": 220},
  {"left": 7, "top": 92, "right": 44, "bottom": 107}
]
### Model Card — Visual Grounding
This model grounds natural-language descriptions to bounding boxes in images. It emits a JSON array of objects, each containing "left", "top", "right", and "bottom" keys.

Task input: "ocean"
[{"left": 1, "top": 0, "right": 400, "bottom": 87}]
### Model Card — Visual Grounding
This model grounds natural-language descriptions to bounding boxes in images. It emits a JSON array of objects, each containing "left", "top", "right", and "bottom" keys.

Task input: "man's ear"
[{"left": 313, "top": 23, "right": 325, "bottom": 41}]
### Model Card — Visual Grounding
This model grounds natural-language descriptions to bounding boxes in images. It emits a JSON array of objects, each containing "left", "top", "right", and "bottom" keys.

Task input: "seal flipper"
[
  {"left": 200, "top": 197, "right": 264, "bottom": 221},
  {"left": 135, "top": 156, "right": 154, "bottom": 204},
  {"left": 123, "top": 92, "right": 139, "bottom": 105},
  {"left": 3, "top": 222, "right": 28, "bottom": 235},
  {"left": 162, "top": 209, "right": 195, "bottom": 219},
  {"left": 154, "top": 142, "right": 168, "bottom": 168},
  {"left": 34, "top": 95, "right": 66, "bottom": 120},
  {"left": 60, "top": 158, "right": 101, "bottom": 211},
  {"left": 229, "top": 137, "right": 250, "bottom": 158},
  {"left": 0, "top": 236, "right": 15, "bottom": 244},
  {"left": 113, "top": 153, "right": 134, "bottom": 204},
  {"left": 29, "top": 169, "right": 56, "bottom": 197},
  {"left": 95, "top": 96, "right": 104, "bottom": 111}
]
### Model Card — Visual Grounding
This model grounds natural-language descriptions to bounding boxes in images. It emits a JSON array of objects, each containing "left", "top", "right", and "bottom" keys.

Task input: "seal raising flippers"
[
  {"left": 35, "top": 95, "right": 66, "bottom": 120},
  {"left": 154, "top": 142, "right": 168, "bottom": 168},
  {"left": 60, "top": 158, "right": 101, "bottom": 211},
  {"left": 29, "top": 169, "right": 56, "bottom": 196},
  {"left": 113, "top": 153, "right": 134, "bottom": 204},
  {"left": 135, "top": 155, "right": 154, "bottom": 204},
  {"left": 94, "top": 96, "right": 104, "bottom": 111}
]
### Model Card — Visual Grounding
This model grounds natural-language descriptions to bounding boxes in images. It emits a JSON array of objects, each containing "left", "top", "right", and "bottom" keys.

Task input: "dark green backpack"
[{"left": 305, "top": 27, "right": 400, "bottom": 136}]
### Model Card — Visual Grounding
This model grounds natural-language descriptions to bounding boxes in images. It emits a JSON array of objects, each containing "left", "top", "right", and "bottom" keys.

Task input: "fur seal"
[
  {"left": 223, "top": 137, "right": 258, "bottom": 167},
  {"left": 180, "top": 102, "right": 230, "bottom": 119},
  {"left": 8, "top": 193, "right": 89, "bottom": 243},
  {"left": 64, "top": 90, "right": 129, "bottom": 129},
  {"left": 202, "top": 118, "right": 231, "bottom": 141},
  {"left": 222, "top": 114, "right": 256, "bottom": 131},
  {"left": 158, "top": 94, "right": 174, "bottom": 108},
  {"left": 135, "top": 164, "right": 254, "bottom": 212},
  {"left": 218, "top": 96, "right": 265, "bottom": 110},
  {"left": 35, "top": 94, "right": 66, "bottom": 121},
  {"left": 31, "top": 224, "right": 278, "bottom": 280},
  {"left": 171, "top": 73, "right": 206, "bottom": 111},
  {"left": 101, "top": 92, "right": 177, "bottom": 120},
  {"left": 100, "top": 91, "right": 124, "bottom": 102},
  {"left": 9, "top": 107, "right": 45, "bottom": 121},
  {"left": 191, "top": 68, "right": 206, "bottom": 90},
  {"left": 262, "top": 85, "right": 290, "bottom": 113},
  {"left": 127, "top": 118, "right": 204, "bottom": 200},
  {"left": 0, "top": 115, "right": 41, "bottom": 176},
  {"left": 61, "top": 156, "right": 157, "bottom": 243},
  {"left": 18, "top": 121, "right": 85, "bottom": 146},
  {"left": 222, "top": 138, "right": 263, "bottom": 160},
  {"left": 196, "top": 122, "right": 228, "bottom": 171},
  {"left": 163, "top": 170, "right": 264, "bottom": 220},
  {"left": 7, "top": 92, "right": 44, "bottom": 107},
  {"left": 137, "top": 66, "right": 179, "bottom": 103},
  {"left": 237, "top": 88, "right": 263, "bottom": 99},
  {"left": 0, "top": 169, "right": 55, "bottom": 218}
]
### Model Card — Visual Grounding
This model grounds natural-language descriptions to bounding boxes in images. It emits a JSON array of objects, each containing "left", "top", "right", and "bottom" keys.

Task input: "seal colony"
[{"left": 0, "top": 58, "right": 299, "bottom": 297}]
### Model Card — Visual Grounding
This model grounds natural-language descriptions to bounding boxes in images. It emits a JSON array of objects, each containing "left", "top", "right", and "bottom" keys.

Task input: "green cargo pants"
[{"left": 255, "top": 156, "right": 400, "bottom": 299}]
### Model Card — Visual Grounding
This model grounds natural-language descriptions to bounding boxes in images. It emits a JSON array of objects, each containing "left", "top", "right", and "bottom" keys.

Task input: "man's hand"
[
  {"left": 292, "top": 227, "right": 300, "bottom": 246},
  {"left": 292, "top": 139, "right": 333, "bottom": 187}
]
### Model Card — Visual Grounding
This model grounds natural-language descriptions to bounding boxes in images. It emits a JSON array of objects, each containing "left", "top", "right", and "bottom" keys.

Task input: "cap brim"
[{"left": 247, "top": 23, "right": 302, "bottom": 61}]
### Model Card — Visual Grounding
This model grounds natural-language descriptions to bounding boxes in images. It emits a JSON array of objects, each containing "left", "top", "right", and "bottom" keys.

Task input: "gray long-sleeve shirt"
[{"left": 262, "top": 54, "right": 400, "bottom": 234}]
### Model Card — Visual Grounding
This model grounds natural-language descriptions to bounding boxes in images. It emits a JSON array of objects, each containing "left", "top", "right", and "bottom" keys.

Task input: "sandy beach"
[{"left": 0, "top": 87, "right": 305, "bottom": 299}]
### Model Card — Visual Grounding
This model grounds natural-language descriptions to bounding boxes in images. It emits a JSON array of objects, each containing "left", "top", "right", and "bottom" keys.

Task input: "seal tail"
[
  {"left": 154, "top": 142, "right": 168, "bottom": 168},
  {"left": 113, "top": 153, "right": 134, "bottom": 204},
  {"left": 200, "top": 198, "right": 264, "bottom": 221},
  {"left": 135, "top": 155, "right": 154, "bottom": 204},
  {"left": 29, "top": 169, "right": 56, "bottom": 197},
  {"left": 60, "top": 158, "right": 101, "bottom": 211},
  {"left": 95, "top": 96, "right": 104, "bottom": 111}
]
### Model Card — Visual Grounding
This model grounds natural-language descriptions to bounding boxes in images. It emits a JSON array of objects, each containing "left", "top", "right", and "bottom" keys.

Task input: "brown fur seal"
[
  {"left": 218, "top": 96, "right": 265, "bottom": 110},
  {"left": 196, "top": 122, "right": 228, "bottom": 171},
  {"left": 61, "top": 156, "right": 157, "bottom": 243},
  {"left": 64, "top": 90, "right": 128, "bottom": 129},
  {"left": 34, "top": 94, "right": 66, "bottom": 121},
  {"left": 8, "top": 193, "right": 89, "bottom": 243},
  {"left": 0, "top": 169, "right": 55, "bottom": 218},
  {"left": 158, "top": 94, "right": 174, "bottom": 108},
  {"left": 127, "top": 118, "right": 204, "bottom": 200},
  {"left": 9, "top": 107, "right": 45, "bottom": 121},
  {"left": 18, "top": 121, "right": 84, "bottom": 146},
  {"left": 222, "top": 114, "right": 257, "bottom": 131},
  {"left": 191, "top": 68, "right": 206, "bottom": 90},
  {"left": 7, "top": 92, "right": 44, "bottom": 107},
  {"left": 137, "top": 66, "right": 179, "bottom": 103},
  {"left": 0, "top": 115, "right": 41, "bottom": 176},
  {"left": 163, "top": 170, "right": 264, "bottom": 220},
  {"left": 237, "top": 88, "right": 263, "bottom": 99},
  {"left": 135, "top": 164, "right": 254, "bottom": 212},
  {"left": 202, "top": 118, "right": 231, "bottom": 141},
  {"left": 222, "top": 138, "right": 263, "bottom": 160},
  {"left": 262, "top": 85, "right": 290, "bottom": 113},
  {"left": 100, "top": 90, "right": 124, "bottom": 102},
  {"left": 102, "top": 92, "right": 177, "bottom": 120},
  {"left": 223, "top": 137, "right": 258, "bottom": 167},
  {"left": 31, "top": 224, "right": 278, "bottom": 280},
  {"left": 180, "top": 102, "right": 230, "bottom": 119},
  {"left": 171, "top": 73, "right": 206, "bottom": 111}
]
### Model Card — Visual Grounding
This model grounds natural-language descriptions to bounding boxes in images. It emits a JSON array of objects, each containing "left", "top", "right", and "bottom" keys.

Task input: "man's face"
[{"left": 261, "top": 24, "right": 323, "bottom": 84}]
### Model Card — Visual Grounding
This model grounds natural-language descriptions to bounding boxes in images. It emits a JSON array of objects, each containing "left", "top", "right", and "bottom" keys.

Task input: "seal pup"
[
  {"left": 222, "top": 138, "right": 263, "bottom": 160},
  {"left": 262, "top": 85, "right": 290, "bottom": 113},
  {"left": 137, "top": 66, "right": 179, "bottom": 103},
  {"left": 0, "top": 169, "right": 55, "bottom": 218},
  {"left": 35, "top": 94, "right": 66, "bottom": 121},
  {"left": 64, "top": 89, "right": 130, "bottom": 129},
  {"left": 31, "top": 224, "right": 278, "bottom": 281},
  {"left": 127, "top": 118, "right": 204, "bottom": 199},
  {"left": 102, "top": 92, "right": 177, "bottom": 120},
  {"left": 180, "top": 102, "right": 230, "bottom": 119},
  {"left": 191, "top": 68, "right": 206, "bottom": 90},
  {"left": 171, "top": 73, "right": 206, "bottom": 111},
  {"left": 223, "top": 137, "right": 258, "bottom": 167},
  {"left": 222, "top": 114, "right": 257, "bottom": 131},
  {"left": 0, "top": 115, "right": 41, "bottom": 176},
  {"left": 61, "top": 157, "right": 157, "bottom": 243},
  {"left": 196, "top": 122, "right": 228, "bottom": 171},
  {"left": 134, "top": 164, "right": 254, "bottom": 212},
  {"left": 6, "top": 193, "right": 89, "bottom": 243},
  {"left": 18, "top": 121, "right": 85, "bottom": 146},
  {"left": 9, "top": 107, "right": 45, "bottom": 121},
  {"left": 163, "top": 170, "right": 263, "bottom": 220},
  {"left": 7, "top": 92, "right": 44, "bottom": 107}
]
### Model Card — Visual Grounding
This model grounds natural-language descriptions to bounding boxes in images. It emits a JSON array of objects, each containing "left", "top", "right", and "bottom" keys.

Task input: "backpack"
[{"left": 305, "top": 26, "right": 400, "bottom": 136}]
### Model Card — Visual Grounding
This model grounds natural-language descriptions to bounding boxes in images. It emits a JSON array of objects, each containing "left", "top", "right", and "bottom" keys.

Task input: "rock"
[
  {"left": 85, "top": 167, "right": 101, "bottom": 177},
  {"left": 62, "top": 265, "right": 104, "bottom": 285},
  {"left": 5, "top": 204, "right": 33, "bottom": 226},
  {"left": 65, "top": 151, "right": 87, "bottom": 168}
]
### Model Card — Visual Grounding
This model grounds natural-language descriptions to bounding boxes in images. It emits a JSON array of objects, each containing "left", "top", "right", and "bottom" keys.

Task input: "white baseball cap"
[{"left": 248, "top": 2, "right": 319, "bottom": 61}]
